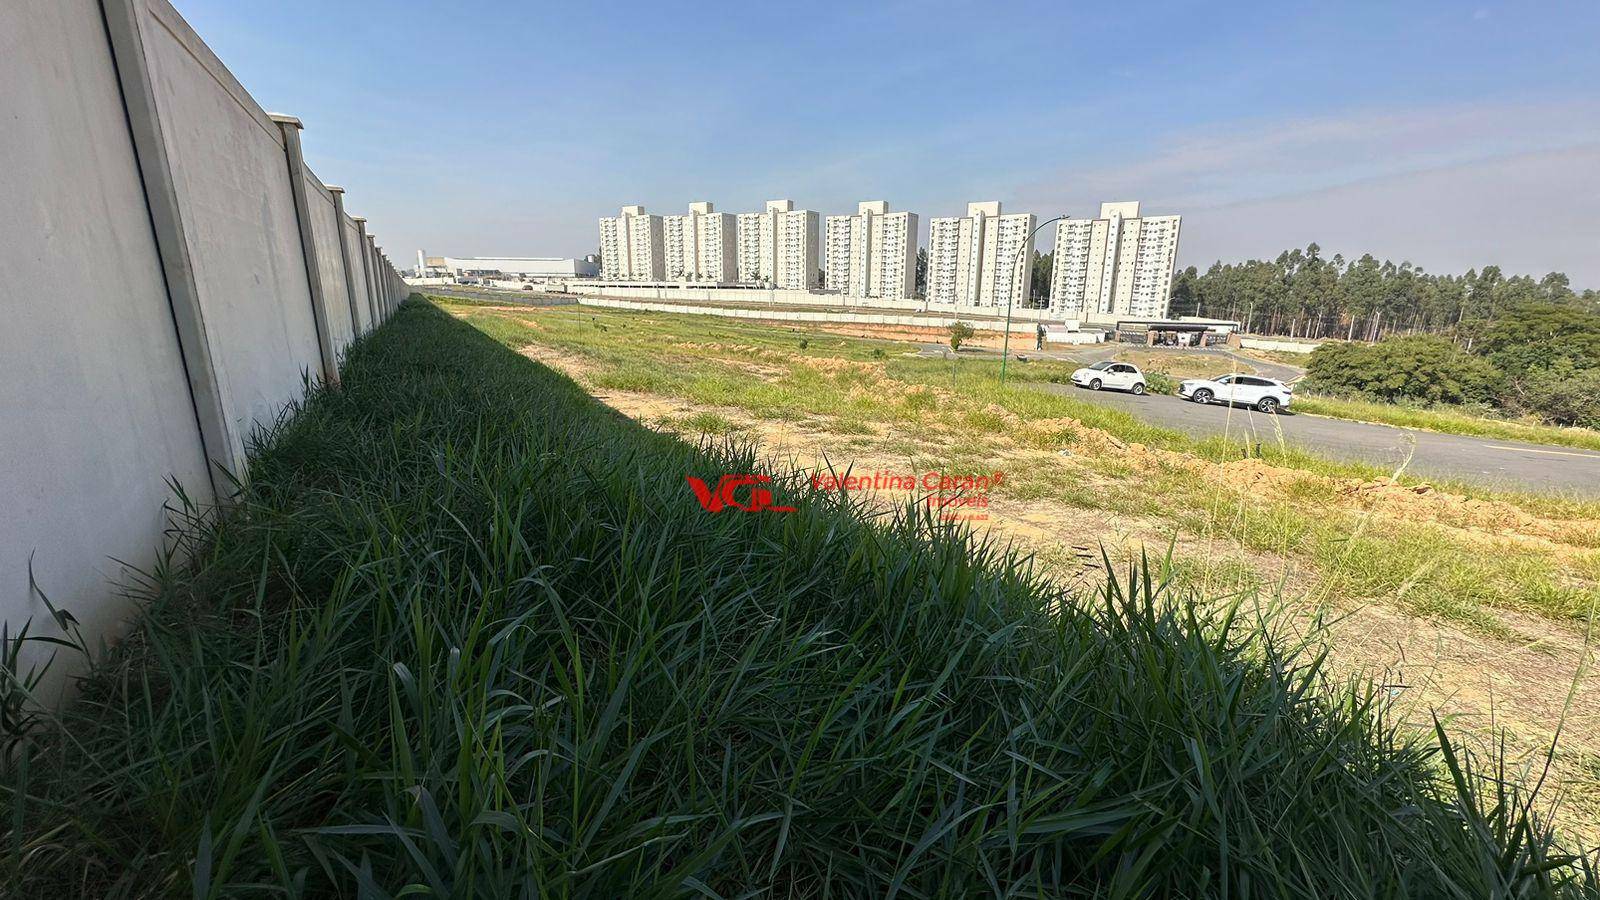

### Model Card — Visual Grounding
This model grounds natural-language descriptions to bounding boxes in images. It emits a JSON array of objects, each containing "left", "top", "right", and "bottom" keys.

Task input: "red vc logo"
[{"left": 686, "top": 474, "right": 797, "bottom": 513}]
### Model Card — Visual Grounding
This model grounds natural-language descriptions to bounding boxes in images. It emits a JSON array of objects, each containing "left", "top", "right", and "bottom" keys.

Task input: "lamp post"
[{"left": 1000, "top": 215, "right": 1064, "bottom": 386}]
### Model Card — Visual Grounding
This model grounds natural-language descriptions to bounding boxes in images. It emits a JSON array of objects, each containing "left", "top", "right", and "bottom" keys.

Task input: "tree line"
[
  {"left": 1303, "top": 299, "right": 1600, "bottom": 427},
  {"left": 908, "top": 245, "right": 1599, "bottom": 349},
  {"left": 1167, "top": 245, "right": 1599, "bottom": 342}
]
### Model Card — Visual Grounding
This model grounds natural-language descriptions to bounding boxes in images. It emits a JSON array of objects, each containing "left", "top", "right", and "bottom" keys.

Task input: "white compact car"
[
  {"left": 1178, "top": 374, "right": 1293, "bottom": 413},
  {"left": 1070, "top": 361, "right": 1147, "bottom": 394}
]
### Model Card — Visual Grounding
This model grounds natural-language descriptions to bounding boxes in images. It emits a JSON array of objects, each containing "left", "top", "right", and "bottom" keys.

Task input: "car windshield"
[{"left": 1088, "top": 361, "right": 1115, "bottom": 371}]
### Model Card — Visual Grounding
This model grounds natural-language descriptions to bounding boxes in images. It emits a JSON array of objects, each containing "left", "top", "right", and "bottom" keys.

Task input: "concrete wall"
[
  {"left": 1240, "top": 337, "right": 1322, "bottom": 354},
  {"left": 0, "top": 0, "right": 410, "bottom": 700},
  {"left": 573, "top": 296, "right": 1052, "bottom": 336},
  {"left": 140, "top": 5, "right": 328, "bottom": 465},
  {"left": 304, "top": 173, "right": 355, "bottom": 353},
  {"left": 341, "top": 215, "right": 373, "bottom": 333},
  {"left": 563, "top": 281, "right": 1062, "bottom": 322}
]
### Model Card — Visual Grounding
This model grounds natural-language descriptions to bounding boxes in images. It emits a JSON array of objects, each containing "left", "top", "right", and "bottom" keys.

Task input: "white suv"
[
  {"left": 1178, "top": 374, "right": 1292, "bottom": 413},
  {"left": 1070, "top": 361, "right": 1147, "bottom": 394}
]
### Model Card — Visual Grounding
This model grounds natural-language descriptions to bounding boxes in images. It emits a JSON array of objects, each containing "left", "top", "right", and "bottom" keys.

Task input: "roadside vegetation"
[
  {"left": 1292, "top": 393, "right": 1600, "bottom": 452},
  {"left": 1304, "top": 304, "right": 1600, "bottom": 433},
  {"left": 2, "top": 298, "right": 1596, "bottom": 895}
]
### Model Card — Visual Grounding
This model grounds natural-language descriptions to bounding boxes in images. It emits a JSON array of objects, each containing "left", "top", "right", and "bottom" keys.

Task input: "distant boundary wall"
[
  {"left": 1239, "top": 337, "right": 1323, "bottom": 354},
  {"left": 572, "top": 296, "right": 1055, "bottom": 336},
  {"left": 561, "top": 280, "right": 1067, "bottom": 322},
  {"left": 1, "top": 0, "right": 410, "bottom": 697}
]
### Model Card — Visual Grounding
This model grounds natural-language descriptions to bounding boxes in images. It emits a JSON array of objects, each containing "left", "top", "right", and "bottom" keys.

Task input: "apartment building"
[
  {"left": 740, "top": 199, "right": 819, "bottom": 289},
  {"left": 661, "top": 213, "right": 696, "bottom": 280},
  {"left": 823, "top": 201, "right": 919, "bottom": 300},
  {"left": 694, "top": 203, "right": 738, "bottom": 283},
  {"left": 925, "top": 201, "right": 1035, "bottom": 309},
  {"left": 823, "top": 214, "right": 852, "bottom": 292},
  {"left": 660, "top": 201, "right": 737, "bottom": 282},
  {"left": 1049, "top": 201, "right": 1181, "bottom": 320},
  {"left": 735, "top": 213, "right": 763, "bottom": 283},
  {"left": 597, "top": 205, "right": 664, "bottom": 280}
]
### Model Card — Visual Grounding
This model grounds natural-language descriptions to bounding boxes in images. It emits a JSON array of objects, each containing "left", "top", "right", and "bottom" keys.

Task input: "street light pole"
[{"left": 1000, "top": 215, "right": 1064, "bottom": 387}]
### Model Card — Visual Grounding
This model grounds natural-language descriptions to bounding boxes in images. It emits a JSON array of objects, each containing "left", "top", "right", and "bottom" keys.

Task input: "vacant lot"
[
  {"left": 438, "top": 295, "right": 1600, "bottom": 839},
  {"left": 16, "top": 299, "right": 1597, "bottom": 894},
  {"left": 1112, "top": 348, "right": 1259, "bottom": 380}
]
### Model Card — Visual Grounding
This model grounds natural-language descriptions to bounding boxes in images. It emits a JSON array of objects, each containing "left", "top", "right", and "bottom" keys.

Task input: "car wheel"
[
  {"left": 1257, "top": 396, "right": 1279, "bottom": 414},
  {"left": 1131, "top": 382, "right": 1146, "bottom": 395},
  {"left": 1089, "top": 378, "right": 1102, "bottom": 391},
  {"left": 1192, "top": 388, "right": 1213, "bottom": 404}
]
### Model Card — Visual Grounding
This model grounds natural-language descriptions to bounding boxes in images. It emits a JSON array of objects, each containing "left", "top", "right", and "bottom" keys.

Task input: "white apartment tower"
[
  {"left": 661, "top": 201, "right": 737, "bottom": 282},
  {"left": 925, "top": 201, "right": 1036, "bottom": 309},
  {"left": 1049, "top": 201, "right": 1181, "bottom": 320},
  {"left": 598, "top": 205, "right": 665, "bottom": 280},
  {"left": 735, "top": 213, "right": 763, "bottom": 283},
  {"left": 738, "top": 199, "right": 819, "bottom": 289},
  {"left": 823, "top": 201, "right": 919, "bottom": 300},
  {"left": 694, "top": 203, "right": 738, "bottom": 283},
  {"left": 661, "top": 212, "right": 695, "bottom": 280}
]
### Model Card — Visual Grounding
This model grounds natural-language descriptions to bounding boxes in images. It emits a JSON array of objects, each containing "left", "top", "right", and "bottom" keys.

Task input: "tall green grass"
[{"left": 2, "top": 298, "right": 1594, "bottom": 896}]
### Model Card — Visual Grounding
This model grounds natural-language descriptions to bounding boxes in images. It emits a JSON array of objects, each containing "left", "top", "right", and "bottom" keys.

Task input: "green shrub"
[
  {"left": 1509, "top": 360, "right": 1600, "bottom": 428},
  {"left": 1306, "top": 335, "right": 1502, "bottom": 405},
  {"left": 949, "top": 321, "right": 975, "bottom": 351},
  {"left": 1144, "top": 371, "right": 1178, "bottom": 395}
]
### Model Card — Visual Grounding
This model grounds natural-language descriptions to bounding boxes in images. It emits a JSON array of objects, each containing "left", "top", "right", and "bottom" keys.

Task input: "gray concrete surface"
[
  {"left": 2, "top": 0, "right": 410, "bottom": 700},
  {"left": 1035, "top": 383, "right": 1600, "bottom": 496}
]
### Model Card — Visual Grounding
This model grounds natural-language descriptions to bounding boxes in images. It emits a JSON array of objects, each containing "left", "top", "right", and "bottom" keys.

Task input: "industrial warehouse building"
[{"left": 417, "top": 252, "right": 598, "bottom": 281}]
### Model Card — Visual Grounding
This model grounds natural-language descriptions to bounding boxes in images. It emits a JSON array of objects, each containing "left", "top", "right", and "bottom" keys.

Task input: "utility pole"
[{"left": 1000, "top": 215, "right": 1064, "bottom": 386}]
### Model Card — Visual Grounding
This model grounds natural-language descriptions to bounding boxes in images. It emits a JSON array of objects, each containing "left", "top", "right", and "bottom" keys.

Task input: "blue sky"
[{"left": 175, "top": 0, "right": 1600, "bottom": 286}]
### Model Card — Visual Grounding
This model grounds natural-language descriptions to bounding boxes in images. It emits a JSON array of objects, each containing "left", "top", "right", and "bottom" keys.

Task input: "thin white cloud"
[
  {"left": 1176, "top": 144, "right": 1600, "bottom": 287},
  {"left": 1011, "top": 98, "right": 1600, "bottom": 286},
  {"left": 1019, "top": 98, "right": 1600, "bottom": 213}
]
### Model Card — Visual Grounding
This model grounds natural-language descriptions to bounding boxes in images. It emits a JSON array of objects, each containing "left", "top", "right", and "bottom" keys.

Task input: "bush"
[
  {"left": 1306, "top": 335, "right": 1502, "bottom": 405},
  {"left": 949, "top": 321, "right": 975, "bottom": 352},
  {"left": 1509, "top": 360, "right": 1600, "bottom": 428},
  {"left": 1144, "top": 371, "right": 1178, "bottom": 395}
]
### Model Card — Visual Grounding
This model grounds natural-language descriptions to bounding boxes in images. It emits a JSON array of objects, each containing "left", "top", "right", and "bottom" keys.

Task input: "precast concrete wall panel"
[
  {"left": 2, "top": 0, "right": 408, "bottom": 698},
  {"left": 140, "top": 0, "right": 323, "bottom": 462},
  {"left": 342, "top": 216, "right": 373, "bottom": 334},
  {"left": 0, "top": 0, "right": 214, "bottom": 697},
  {"left": 304, "top": 173, "right": 355, "bottom": 351}
]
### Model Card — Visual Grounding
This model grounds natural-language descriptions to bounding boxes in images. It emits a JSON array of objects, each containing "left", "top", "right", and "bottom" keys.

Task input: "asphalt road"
[{"left": 1034, "top": 383, "right": 1600, "bottom": 496}]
